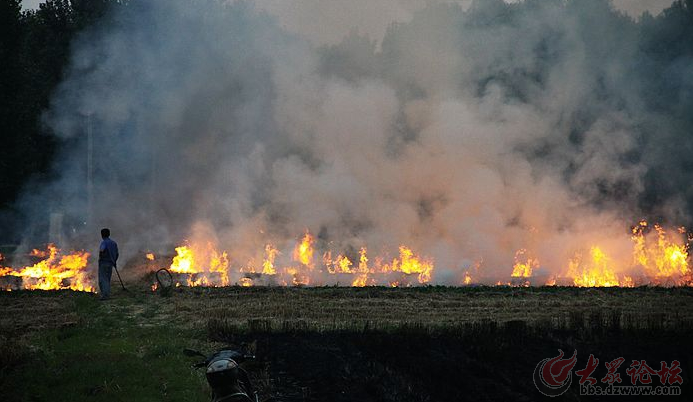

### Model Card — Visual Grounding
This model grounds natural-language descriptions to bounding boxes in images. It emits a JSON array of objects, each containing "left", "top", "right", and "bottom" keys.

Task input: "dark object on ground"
[
  {"left": 155, "top": 268, "right": 173, "bottom": 296},
  {"left": 185, "top": 347, "right": 280, "bottom": 402}
]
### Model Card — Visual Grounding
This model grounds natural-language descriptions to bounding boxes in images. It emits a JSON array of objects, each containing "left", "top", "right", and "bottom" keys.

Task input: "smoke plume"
[{"left": 16, "top": 0, "right": 693, "bottom": 282}]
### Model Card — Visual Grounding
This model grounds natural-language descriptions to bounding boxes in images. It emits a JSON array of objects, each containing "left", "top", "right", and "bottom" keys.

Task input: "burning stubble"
[{"left": 5, "top": 0, "right": 693, "bottom": 289}]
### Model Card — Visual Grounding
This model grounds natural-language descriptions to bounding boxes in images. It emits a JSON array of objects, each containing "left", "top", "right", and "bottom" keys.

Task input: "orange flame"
[
  {"left": 293, "top": 231, "right": 315, "bottom": 269},
  {"left": 390, "top": 246, "right": 433, "bottom": 283},
  {"left": 0, "top": 244, "right": 93, "bottom": 292},
  {"left": 262, "top": 244, "right": 278, "bottom": 275},
  {"left": 632, "top": 221, "right": 690, "bottom": 284},
  {"left": 145, "top": 221, "right": 692, "bottom": 289},
  {"left": 351, "top": 247, "right": 370, "bottom": 287},
  {"left": 463, "top": 271, "right": 472, "bottom": 285},
  {"left": 170, "top": 246, "right": 196, "bottom": 274},
  {"left": 334, "top": 254, "right": 353, "bottom": 274},
  {"left": 209, "top": 250, "right": 230, "bottom": 286},
  {"left": 168, "top": 244, "right": 230, "bottom": 286},
  {"left": 511, "top": 249, "right": 538, "bottom": 278},
  {"left": 30, "top": 248, "right": 48, "bottom": 258},
  {"left": 567, "top": 247, "right": 622, "bottom": 287},
  {"left": 238, "top": 277, "right": 253, "bottom": 287},
  {"left": 159, "top": 233, "right": 436, "bottom": 288}
]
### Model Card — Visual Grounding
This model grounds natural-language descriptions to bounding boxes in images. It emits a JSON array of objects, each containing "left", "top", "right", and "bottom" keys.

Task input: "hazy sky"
[
  {"left": 255, "top": 0, "right": 672, "bottom": 43},
  {"left": 21, "top": 0, "right": 41, "bottom": 9},
  {"left": 253, "top": 0, "right": 677, "bottom": 44},
  {"left": 21, "top": 1, "right": 676, "bottom": 39},
  {"left": 611, "top": 0, "right": 674, "bottom": 15}
]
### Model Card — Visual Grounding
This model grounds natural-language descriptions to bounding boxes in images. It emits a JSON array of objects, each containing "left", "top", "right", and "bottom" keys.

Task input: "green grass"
[{"left": 1, "top": 292, "right": 209, "bottom": 402}]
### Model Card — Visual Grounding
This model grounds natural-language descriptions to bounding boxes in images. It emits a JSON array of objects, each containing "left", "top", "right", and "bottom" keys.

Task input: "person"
[{"left": 98, "top": 228, "right": 119, "bottom": 300}]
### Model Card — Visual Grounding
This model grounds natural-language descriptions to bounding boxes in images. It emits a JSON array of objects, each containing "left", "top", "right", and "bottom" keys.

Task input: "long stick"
[{"left": 113, "top": 265, "right": 127, "bottom": 291}]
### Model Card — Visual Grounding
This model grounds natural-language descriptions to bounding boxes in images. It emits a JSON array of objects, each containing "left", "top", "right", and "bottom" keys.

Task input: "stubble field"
[{"left": 1, "top": 285, "right": 692, "bottom": 401}]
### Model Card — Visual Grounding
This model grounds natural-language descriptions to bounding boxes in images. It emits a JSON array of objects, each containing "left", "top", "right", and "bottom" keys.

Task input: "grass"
[
  {"left": 1, "top": 291, "right": 209, "bottom": 402},
  {"left": 1, "top": 286, "right": 692, "bottom": 401}
]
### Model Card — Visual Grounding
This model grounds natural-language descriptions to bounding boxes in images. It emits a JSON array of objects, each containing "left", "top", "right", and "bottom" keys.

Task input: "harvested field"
[{"left": 1, "top": 286, "right": 692, "bottom": 401}]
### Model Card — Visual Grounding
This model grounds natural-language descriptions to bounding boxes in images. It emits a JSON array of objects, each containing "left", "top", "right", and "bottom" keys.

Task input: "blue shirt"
[{"left": 99, "top": 237, "right": 119, "bottom": 266}]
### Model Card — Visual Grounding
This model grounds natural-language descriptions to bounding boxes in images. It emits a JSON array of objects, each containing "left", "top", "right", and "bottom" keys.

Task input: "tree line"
[{"left": 0, "top": 0, "right": 121, "bottom": 212}]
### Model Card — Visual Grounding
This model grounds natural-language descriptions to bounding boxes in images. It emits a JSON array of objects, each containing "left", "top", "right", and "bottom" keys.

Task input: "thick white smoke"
[{"left": 19, "top": 0, "right": 689, "bottom": 282}]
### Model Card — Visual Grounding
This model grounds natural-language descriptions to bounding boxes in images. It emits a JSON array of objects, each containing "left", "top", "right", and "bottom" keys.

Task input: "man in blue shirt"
[{"left": 98, "top": 228, "right": 119, "bottom": 300}]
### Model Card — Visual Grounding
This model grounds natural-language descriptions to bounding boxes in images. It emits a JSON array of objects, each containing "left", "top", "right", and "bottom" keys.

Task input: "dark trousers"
[{"left": 98, "top": 261, "right": 113, "bottom": 298}]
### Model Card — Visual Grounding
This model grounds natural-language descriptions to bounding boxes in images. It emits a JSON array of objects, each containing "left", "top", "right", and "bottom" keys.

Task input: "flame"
[
  {"left": 334, "top": 254, "right": 353, "bottom": 274},
  {"left": 463, "top": 271, "right": 472, "bottom": 285},
  {"left": 6, "top": 219, "right": 693, "bottom": 291},
  {"left": 209, "top": 250, "right": 230, "bottom": 286},
  {"left": 168, "top": 243, "right": 230, "bottom": 286},
  {"left": 351, "top": 275, "right": 368, "bottom": 287},
  {"left": 0, "top": 244, "right": 93, "bottom": 292},
  {"left": 30, "top": 248, "right": 48, "bottom": 258},
  {"left": 527, "top": 221, "right": 692, "bottom": 287},
  {"left": 323, "top": 251, "right": 353, "bottom": 274},
  {"left": 159, "top": 232, "right": 436, "bottom": 288},
  {"left": 621, "top": 275, "right": 634, "bottom": 287},
  {"left": 632, "top": 221, "right": 690, "bottom": 283},
  {"left": 293, "top": 231, "right": 315, "bottom": 269},
  {"left": 390, "top": 246, "right": 433, "bottom": 283},
  {"left": 283, "top": 266, "right": 310, "bottom": 286},
  {"left": 238, "top": 277, "right": 253, "bottom": 287},
  {"left": 511, "top": 249, "right": 538, "bottom": 278},
  {"left": 351, "top": 247, "right": 370, "bottom": 287},
  {"left": 262, "top": 244, "right": 278, "bottom": 275},
  {"left": 146, "top": 221, "right": 691, "bottom": 289},
  {"left": 567, "top": 247, "right": 621, "bottom": 287},
  {"left": 322, "top": 251, "right": 332, "bottom": 273},
  {"left": 170, "top": 246, "right": 196, "bottom": 274}
]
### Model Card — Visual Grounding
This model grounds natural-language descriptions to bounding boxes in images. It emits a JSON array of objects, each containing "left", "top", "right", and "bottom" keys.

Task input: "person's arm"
[{"left": 106, "top": 240, "right": 118, "bottom": 266}]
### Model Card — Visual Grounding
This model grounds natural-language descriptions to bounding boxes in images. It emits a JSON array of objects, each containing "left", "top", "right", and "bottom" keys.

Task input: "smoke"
[{"left": 16, "top": 0, "right": 693, "bottom": 282}]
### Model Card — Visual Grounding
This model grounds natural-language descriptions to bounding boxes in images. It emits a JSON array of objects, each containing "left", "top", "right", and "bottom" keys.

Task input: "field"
[{"left": 2, "top": 285, "right": 692, "bottom": 401}]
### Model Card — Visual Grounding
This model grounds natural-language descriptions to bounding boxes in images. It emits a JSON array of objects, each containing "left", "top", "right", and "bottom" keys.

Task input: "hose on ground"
[{"left": 155, "top": 268, "right": 173, "bottom": 290}]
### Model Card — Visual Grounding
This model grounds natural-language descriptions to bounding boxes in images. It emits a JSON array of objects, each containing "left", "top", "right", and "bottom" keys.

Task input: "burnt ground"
[
  {"left": 1, "top": 286, "right": 692, "bottom": 401},
  {"left": 214, "top": 317, "right": 693, "bottom": 402}
]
